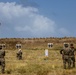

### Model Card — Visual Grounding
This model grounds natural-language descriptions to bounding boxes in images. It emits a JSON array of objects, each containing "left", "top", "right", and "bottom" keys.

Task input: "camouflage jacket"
[
  {"left": 69, "top": 48, "right": 75, "bottom": 57},
  {"left": 0, "top": 50, "right": 5, "bottom": 58},
  {"left": 60, "top": 48, "right": 71, "bottom": 59}
]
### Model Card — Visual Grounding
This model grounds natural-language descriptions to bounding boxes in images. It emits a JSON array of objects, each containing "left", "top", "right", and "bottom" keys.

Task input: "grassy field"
[{"left": 0, "top": 48, "right": 76, "bottom": 75}]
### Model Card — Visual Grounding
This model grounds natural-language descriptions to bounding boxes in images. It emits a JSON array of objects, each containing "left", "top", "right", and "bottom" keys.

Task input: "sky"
[{"left": 0, "top": 0, "right": 76, "bottom": 38}]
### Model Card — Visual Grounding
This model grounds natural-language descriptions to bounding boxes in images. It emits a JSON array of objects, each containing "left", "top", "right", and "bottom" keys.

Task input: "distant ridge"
[{"left": 0, "top": 37, "right": 76, "bottom": 49}]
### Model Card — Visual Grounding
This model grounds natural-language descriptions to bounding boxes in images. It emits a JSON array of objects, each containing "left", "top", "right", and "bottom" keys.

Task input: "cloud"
[
  {"left": 0, "top": 2, "right": 69, "bottom": 38},
  {"left": 0, "top": 2, "right": 57, "bottom": 38}
]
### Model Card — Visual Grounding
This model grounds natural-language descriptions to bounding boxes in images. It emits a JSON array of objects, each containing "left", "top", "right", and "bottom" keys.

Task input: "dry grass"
[{"left": 0, "top": 49, "right": 76, "bottom": 75}]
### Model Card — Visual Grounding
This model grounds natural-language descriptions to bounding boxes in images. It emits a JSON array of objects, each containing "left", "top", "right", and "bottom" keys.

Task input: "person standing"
[
  {"left": 0, "top": 45, "right": 5, "bottom": 73},
  {"left": 69, "top": 43, "right": 75, "bottom": 68},
  {"left": 16, "top": 49, "right": 22, "bottom": 60},
  {"left": 60, "top": 44, "right": 71, "bottom": 69}
]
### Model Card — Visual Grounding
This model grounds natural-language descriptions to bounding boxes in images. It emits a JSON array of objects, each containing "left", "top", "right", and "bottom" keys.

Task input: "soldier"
[
  {"left": 0, "top": 45, "right": 5, "bottom": 73},
  {"left": 16, "top": 49, "right": 22, "bottom": 60},
  {"left": 69, "top": 43, "right": 75, "bottom": 68},
  {"left": 60, "top": 43, "right": 71, "bottom": 69}
]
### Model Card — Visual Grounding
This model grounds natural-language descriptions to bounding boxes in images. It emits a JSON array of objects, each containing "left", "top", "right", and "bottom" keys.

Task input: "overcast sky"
[{"left": 0, "top": 0, "right": 76, "bottom": 38}]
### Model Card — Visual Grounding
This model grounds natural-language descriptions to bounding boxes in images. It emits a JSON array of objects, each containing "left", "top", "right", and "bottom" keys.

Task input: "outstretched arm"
[{"left": 60, "top": 49, "right": 63, "bottom": 54}]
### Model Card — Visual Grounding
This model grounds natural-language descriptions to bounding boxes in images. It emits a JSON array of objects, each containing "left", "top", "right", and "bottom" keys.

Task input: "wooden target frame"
[
  {"left": 48, "top": 43, "right": 53, "bottom": 48},
  {"left": 16, "top": 44, "right": 22, "bottom": 49}
]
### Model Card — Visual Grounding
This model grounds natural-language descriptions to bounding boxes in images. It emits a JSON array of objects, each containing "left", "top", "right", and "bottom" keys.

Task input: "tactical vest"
[
  {"left": 63, "top": 48, "right": 70, "bottom": 55},
  {"left": 62, "top": 48, "right": 70, "bottom": 59}
]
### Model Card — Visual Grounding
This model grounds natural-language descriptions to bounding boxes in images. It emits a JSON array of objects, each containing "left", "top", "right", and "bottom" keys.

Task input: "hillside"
[
  {"left": 0, "top": 37, "right": 76, "bottom": 49},
  {"left": 0, "top": 37, "right": 76, "bottom": 75}
]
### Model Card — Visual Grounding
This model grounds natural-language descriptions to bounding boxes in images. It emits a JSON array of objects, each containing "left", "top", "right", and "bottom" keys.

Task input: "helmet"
[
  {"left": 70, "top": 43, "right": 73, "bottom": 46},
  {"left": 64, "top": 44, "right": 68, "bottom": 47}
]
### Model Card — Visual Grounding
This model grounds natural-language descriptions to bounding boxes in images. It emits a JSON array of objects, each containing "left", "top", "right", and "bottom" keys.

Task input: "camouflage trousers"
[
  {"left": 0, "top": 58, "right": 5, "bottom": 73},
  {"left": 16, "top": 53, "right": 22, "bottom": 60},
  {"left": 70, "top": 56, "right": 75, "bottom": 68},
  {"left": 63, "top": 55, "right": 71, "bottom": 69}
]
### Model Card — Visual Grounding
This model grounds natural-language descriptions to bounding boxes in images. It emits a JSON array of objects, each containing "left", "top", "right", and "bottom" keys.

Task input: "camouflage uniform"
[
  {"left": 69, "top": 44, "right": 75, "bottom": 68},
  {"left": 17, "top": 49, "right": 22, "bottom": 60},
  {"left": 60, "top": 44, "right": 71, "bottom": 69},
  {"left": 0, "top": 46, "right": 5, "bottom": 73}
]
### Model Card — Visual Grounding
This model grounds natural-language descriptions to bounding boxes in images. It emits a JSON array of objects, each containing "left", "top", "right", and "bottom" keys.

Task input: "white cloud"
[{"left": 0, "top": 2, "right": 69, "bottom": 37}]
